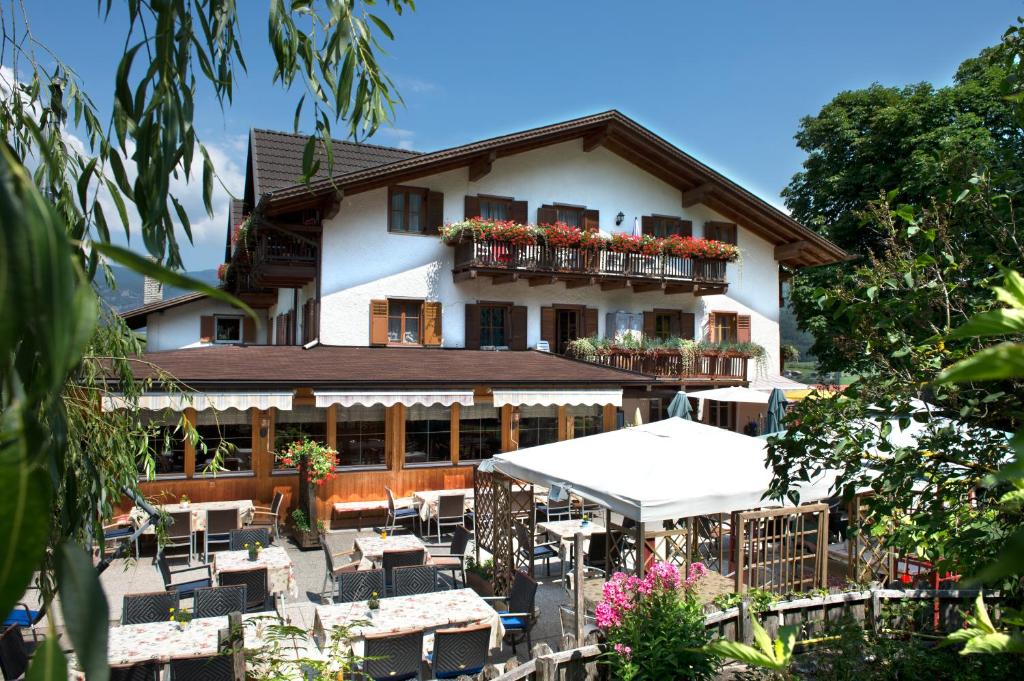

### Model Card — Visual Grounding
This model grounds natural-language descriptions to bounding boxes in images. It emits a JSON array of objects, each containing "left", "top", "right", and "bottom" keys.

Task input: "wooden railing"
[
  {"left": 255, "top": 229, "right": 318, "bottom": 265},
  {"left": 452, "top": 238, "right": 728, "bottom": 285},
  {"left": 586, "top": 348, "right": 749, "bottom": 380}
]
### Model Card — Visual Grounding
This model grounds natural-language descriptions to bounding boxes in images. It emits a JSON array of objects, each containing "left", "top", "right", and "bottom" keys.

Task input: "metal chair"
[
  {"left": 228, "top": 527, "right": 270, "bottom": 551},
  {"left": 169, "top": 653, "right": 234, "bottom": 680},
  {"left": 433, "top": 493, "right": 466, "bottom": 542},
  {"left": 360, "top": 628, "right": 424, "bottom": 681},
  {"left": 249, "top": 491, "right": 284, "bottom": 541},
  {"left": 193, "top": 585, "right": 248, "bottom": 618},
  {"left": 381, "top": 549, "right": 426, "bottom": 593},
  {"left": 430, "top": 622, "right": 492, "bottom": 679},
  {"left": 4, "top": 585, "right": 43, "bottom": 632},
  {"left": 157, "top": 551, "right": 213, "bottom": 599},
  {"left": 385, "top": 487, "right": 418, "bottom": 534},
  {"left": 205, "top": 508, "right": 241, "bottom": 560},
  {"left": 321, "top": 541, "right": 360, "bottom": 603},
  {"left": 338, "top": 569, "right": 385, "bottom": 603},
  {"left": 515, "top": 522, "right": 558, "bottom": 577},
  {"left": 392, "top": 565, "right": 438, "bottom": 596},
  {"left": 163, "top": 510, "right": 195, "bottom": 562},
  {"left": 483, "top": 571, "right": 538, "bottom": 654},
  {"left": 101, "top": 514, "right": 140, "bottom": 558},
  {"left": 122, "top": 590, "right": 180, "bottom": 625},
  {"left": 431, "top": 525, "right": 472, "bottom": 588},
  {"left": 545, "top": 498, "right": 572, "bottom": 522},
  {"left": 110, "top": 661, "right": 161, "bottom": 681},
  {"left": 218, "top": 567, "right": 271, "bottom": 612},
  {"left": 0, "top": 624, "right": 30, "bottom": 681}
]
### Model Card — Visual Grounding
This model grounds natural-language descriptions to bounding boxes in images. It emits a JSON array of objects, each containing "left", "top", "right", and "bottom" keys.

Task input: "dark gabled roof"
[
  {"left": 256, "top": 110, "right": 847, "bottom": 267},
  {"left": 124, "top": 345, "right": 654, "bottom": 388},
  {"left": 248, "top": 128, "right": 422, "bottom": 198},
  {"left": 121, "top": 291, "right": 208, "bottom": 329}
]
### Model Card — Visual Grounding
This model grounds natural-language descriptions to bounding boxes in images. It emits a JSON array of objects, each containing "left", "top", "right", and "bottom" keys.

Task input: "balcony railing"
[
  {"left": 255, "top": 230, "right": 318, "bottom": 265},
  {"left": 452, "top": 238, "right": 728, "bottom": 286},
  {"left": 585, "top": 348, "right": 749, "bottom": 381}
]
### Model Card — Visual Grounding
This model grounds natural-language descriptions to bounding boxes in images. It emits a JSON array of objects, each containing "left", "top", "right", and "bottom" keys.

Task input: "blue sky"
[{"left": 20, "top": 0, "right": 1024, "bottom": 269}]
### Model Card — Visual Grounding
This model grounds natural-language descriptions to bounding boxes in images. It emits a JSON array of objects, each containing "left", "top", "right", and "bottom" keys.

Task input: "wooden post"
[
  {"left": 635, "top": 521, "right": 646, "bottom": 577},
  {"left": 183, "top": 407, "right": 197, "bottom": 478},
  {"left": 227, "top": 611, "right": 245, "bottom": 681},
  {"left": 738, "top": 598, "right": 753, "bottom": 644},
  {"left": 451, "top": 403, "right": 461, "bottom": 465},
  {"left": 574, "top": 532, "right": 586, "bottom": 646},
  {"left": 869, "top": 589, "right": 882, "bottom": 634}
]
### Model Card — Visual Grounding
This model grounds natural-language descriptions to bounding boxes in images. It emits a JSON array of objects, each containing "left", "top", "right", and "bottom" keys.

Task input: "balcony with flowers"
[
  {"left": 565, "top": 335, "right": 766, "bottom": 382},
  {"left": 220, "top": 214, "right": 319, "bottom": 292},
  {"left": 443, "top": 219, "right": 737, "bottom": 293}
]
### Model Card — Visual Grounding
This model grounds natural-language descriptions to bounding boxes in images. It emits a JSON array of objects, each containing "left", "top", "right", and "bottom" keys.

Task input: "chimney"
[{"left": 143, "top": 256, "right": 163, "bottom": 304}]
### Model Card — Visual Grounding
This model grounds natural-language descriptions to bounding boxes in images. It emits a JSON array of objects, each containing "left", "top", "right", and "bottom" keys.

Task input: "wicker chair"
[
  {"left": 392, "top": 565, "right": 438, "bottom": 596},
  {"left": 381, "top": 549, "right": 425, "bottom": 594},
  {"left": 321, "top": 541, "right": 360, "bottom": 603},
  {"left": 204, "top": 508, "right": 241, "bottom": 560},
  {"left": 228, "top": 527, "right": 270, "bottom": 551},
  {"left": 122, "top": 590, "right": 180, "bottom": 625},
  {"left": 433, "top": 493, "right": 466, "bottom": 542},
  {"left": 248, "top": 491, "right": 284, "bottom": 541},
  {"left": 431, "top": 525, "right": 472, "bottom": 588},
  {"left": 193, "top": 585, "right": 247, "bottom": 618},
  {"left": 338, "top": 569, "right": 385, "bottom": 603},
  {"left": 483, "top": 571, "right": 539, "bottom": 654},
  {"left": 0, "top": 624, "right": 30, "bottom": 681},
  {"left": 109, "top": 661, "right": 160, "bottom": 681},
  {"left": 163, "top": 510, "right": 195, "bottom": 562},
  {"left": 169, "top": 653, "right": 234, "bottom": 680},
  {"left": 218, "top": 567, "right": 271, "bottom": 612},
  {"left": 360, "top": 628, "right": 424, "bottom": 681},
  {"left": 430, "top": 622, "right": 492, "bottom": 679},
  {"left": 157, "top": 551, "right": 213, "bottom": 599},
  {"left": 515, "top": 522, "right": 558, "bottom": 577},
  {"left": 385, "top": 487, "right": 418, "bottom": 534}
]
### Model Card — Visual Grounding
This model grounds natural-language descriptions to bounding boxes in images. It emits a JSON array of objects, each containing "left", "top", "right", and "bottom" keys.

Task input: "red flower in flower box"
[
  {"left": 541, "top": 221, "right": 582, "bottom": 248},
  {"left": 608, "top": 232, "right": 643, "bottom": 254}
]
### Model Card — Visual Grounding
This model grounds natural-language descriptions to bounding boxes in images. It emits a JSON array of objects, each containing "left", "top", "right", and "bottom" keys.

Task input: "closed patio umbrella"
[
  {"left": 666, "top": 391, "right": 693, "bottom": 420},
  {"left": 766, "top": 388, "right": 788, "bottom": 433}
]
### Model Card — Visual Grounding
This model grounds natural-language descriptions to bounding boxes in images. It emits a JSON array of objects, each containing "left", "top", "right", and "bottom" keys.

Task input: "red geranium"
[
  {"left": 608, "top": 232, "right": 643, "bottom": 254},
  {"left": 540, "top": 221, "right": 582, "bottom": 248}
]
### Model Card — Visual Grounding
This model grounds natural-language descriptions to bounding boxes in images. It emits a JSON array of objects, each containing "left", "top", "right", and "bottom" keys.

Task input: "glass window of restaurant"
[
  {"left": 459, "top": 404, "right": 502, "bottom": 461},
  {"left": 139, "top": 410, "right": 187, "bottom": 477},
  {"left": 518, "top": 405, "right": 558, "bottom": 449},
  {"left": 405, "top": 405, "right": 452, "bottom": 465},
  {"left": 569, "top": 405, "right": 603, "bottom": 438},
  {"left": 195, "top": 408, "right": 253, "bottom": 474},
  {"left": 336, "top": 405, "right": 387, "bottom": 468},
  {"left": 273, "top": 406, "right": 327, "bottom": 471}
]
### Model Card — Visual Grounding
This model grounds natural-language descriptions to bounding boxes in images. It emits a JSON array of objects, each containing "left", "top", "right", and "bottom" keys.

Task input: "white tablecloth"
[
  {"left": 413, "top": 488, "right": 475, "bottom": 523},
  {"left": 129, "top": 500, "right": 255, "bottom": 534},
  {"left": 354, "top": 534, "right": 428, "bottom": 563},
  {"left": 213, "top": 545, "right": 298, "bottom": 598}
]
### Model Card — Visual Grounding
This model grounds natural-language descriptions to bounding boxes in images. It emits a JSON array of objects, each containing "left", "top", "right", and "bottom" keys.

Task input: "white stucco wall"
[
  {"left": 318, "top": 139, "right": 782, "bottom": 380},
  {"left": 144, "top": 298, "right": 269, "bottom": 351}
]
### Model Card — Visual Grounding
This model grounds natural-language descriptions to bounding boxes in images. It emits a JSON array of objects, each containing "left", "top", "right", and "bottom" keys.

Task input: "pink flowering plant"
[{"left": 597, "top": 561, "right": 716, "bottom": 681}]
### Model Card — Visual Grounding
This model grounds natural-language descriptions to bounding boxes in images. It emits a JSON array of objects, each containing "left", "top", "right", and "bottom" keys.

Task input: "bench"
[{"left": 332, "top": 497, "right": 413, "bottom": 529}]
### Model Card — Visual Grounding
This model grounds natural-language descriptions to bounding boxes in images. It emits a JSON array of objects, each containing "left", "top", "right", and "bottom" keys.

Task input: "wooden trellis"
[
  {"left": 688, "top": 513, "right": 732, "bottom": 576},
  {"left": 734, "top": 503, "right": 829, "bottom": 594},
  {"left": 474, "top": 468, "right": 536, "bottom": 596},
  {"left": 847, "top": 494, "right": 897, "bottom": 583},
  {"left": 641, "top": 519, "right": 690, "bottom": 573}
]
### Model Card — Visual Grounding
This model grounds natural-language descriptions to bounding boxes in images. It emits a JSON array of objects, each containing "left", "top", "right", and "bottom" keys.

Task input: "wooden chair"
[
  {"left": 249, "top": 492, "right": 284, "bottom": 541},
  {"left": 429, "top": 622, "right": 492, "bottom": 679},
  {"left": 122, "top": 590, "right": 180, "bottom": 625}
]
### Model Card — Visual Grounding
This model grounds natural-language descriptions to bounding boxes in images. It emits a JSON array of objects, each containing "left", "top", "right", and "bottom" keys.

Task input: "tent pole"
[
  {"left": 573, "top": 532, "right": 585, "bottom": 645},
  {"left": 636, "top": 520, "right": 645, "bottom": 578},
  {"left": 605, "top": 507, "right": 613, "bottom": 572}
]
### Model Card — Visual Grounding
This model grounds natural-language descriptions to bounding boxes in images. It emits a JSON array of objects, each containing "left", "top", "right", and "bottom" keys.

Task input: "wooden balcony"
[
  {"left": 239, "top": 230, "right": 318, "bottom": 288},
  {"left": 585, "top": 348, "right": 749, "bottom": 381},
  {"left": 452, "top": 238, "right": 728, "bottom": 294}
]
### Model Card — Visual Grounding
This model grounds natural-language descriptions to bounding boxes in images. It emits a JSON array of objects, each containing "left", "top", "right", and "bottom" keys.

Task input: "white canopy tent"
[{"left": 489, "top": 417, "right": 843, "bottom": 523}]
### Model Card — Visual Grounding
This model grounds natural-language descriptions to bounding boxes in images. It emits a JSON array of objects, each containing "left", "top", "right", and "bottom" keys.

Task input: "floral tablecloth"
[
  {"left": 538, "top": 519, "right": 606, "bottom": 565},
  {"left": 129, "top": 499, "right": 255, "bottom": 534},
  {"left": 313, "top": 588, "right": 505, "bottom": 653},
  {"left": 412, "top": 488, "right": 475, "bottom": 523},
  {"left": 212, "top": 545, "right": 298, "bottom": 598},
  {"left": 354, "top": 533, "right": 427, "bottom": 563}
]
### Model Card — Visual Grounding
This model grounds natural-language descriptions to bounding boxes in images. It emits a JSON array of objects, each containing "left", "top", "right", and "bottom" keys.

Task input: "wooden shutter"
[
  {"left": 510, "top": 200, "right": 528, "bottom": 225},
  {"left": 737, "top": 315, "right": 751, "bottom": 343},
  {"left": 641, "top": 216, "right": 654, "bottom": 236},
  {"left": 669, "top": 311, "right": 682, "bottom": 337},
  {"left": 509, "top": 305, "right": 527, "bottom": 350},
  {"left": 583, "top": 307, "right": 598, "bottom": 338},
  {"left": 464, "top": 195, "right": 481, "bottom": 220},
  {"left": 243, "top": 316, "right": 256, "bottom": 344},
  {"left": 679, "top": 220, "right": 693, "bottom": 237},
  {"left": 707, "top": 312, "right": 716, "bottom": 342},
  {"left": 680, "top": 312, "right": 696, "bottom": 340},
  {"left": 706, "top": 221, "right": 737, "bottom": 245},
  {"left": 200, "top": 316, "right": 214, "bottom": 343},
  {"left": 285, "top": 311, "right": 295, "bottom": 345},
  {"left": 423, "top": 301, "right": 443, "bottom": 346},
  {"left": 425, "top": 191, "right": 444, "bottom": 235},
  {"left": 464, "top": 303, "right": 481, "bottom": 350},
  {"left": 370, "top": 299, "right": 389, "bottom": 346},
  {"left": 643, "top": 311, "right": 656, "bottom": 338},
  {"left": 537, "top": 205, "right": 557, "bottom": 225},
  {"left": 582, "top": 209, "right": 600, "bottom": 233},
  {"left": 540, "top": 306, "right": 556, "bottom": 349}
]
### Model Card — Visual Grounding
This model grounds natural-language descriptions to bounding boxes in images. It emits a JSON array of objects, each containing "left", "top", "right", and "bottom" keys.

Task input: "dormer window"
[{"left": 214, "top": 316, "right": 243, "bottom": 344}]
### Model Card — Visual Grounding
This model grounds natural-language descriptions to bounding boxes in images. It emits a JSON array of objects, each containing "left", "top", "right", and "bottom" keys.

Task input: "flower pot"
[
  {"left": 291, "top": 527, "right": 321, "bottom": 550},
  {"left": 466, "top": 572, "right": 494, "bottom": 598},
  {"left": 248, "top": 549, "right": 259, "bottom": 561}
]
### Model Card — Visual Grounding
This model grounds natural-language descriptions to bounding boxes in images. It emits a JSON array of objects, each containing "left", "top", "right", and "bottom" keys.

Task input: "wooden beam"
[
  {"left": 774, "top": 240, "right": 811, "bottom": 261},
  {"left": 681, "top": 182, "right": 715, "bottom": 208},
  {"left": 582, "top": 128, "right": 608, "bottom": 152},
  {"left": 631, "top": 282, "right": 666, "bottom": 293},
  {"left": 468, "top": 151, "right": 497, "bottom": 181},
  {"left": 600, "top": 280, "right": 628, "bottom": 291},
  {"left": 491, "top": 273, "right": 519, "bottom": 285},
  {"left": 694, "top": 285, "right": 727, "bottom": 297},
  {"left": 664, "top": 283, "right": 695, "bottom": 295},
  {"left": 453, "top": 269, "right": 478, "bottom": 282},
  {"left": 565, "top": 277, "right": 596, "bottom": 289},
  {"left": 529, "top": 275, "right": 559, "bottom": 287}
]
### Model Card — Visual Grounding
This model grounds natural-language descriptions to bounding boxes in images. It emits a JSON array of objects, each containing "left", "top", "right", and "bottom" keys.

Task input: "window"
[
  {"left": 713, "top": 312, "right": 738, "bottom": 343},
  {"left": 568, "top": 405, "right": 602, "bottom": 438},
  {"left": 707, "top": 400, "right": 736, "bottom": 431},
  {"left": 336, "top": 405, "right": 386, "bottom": 468},
  {"left": 645, "top": 216, "right": 691, "bottom": 238},
  {"left": 139, "top": 411, "right": 186, "bottom": 477},
  {"left": 214, "top": 316, "right": 242, "bottom": 343},
  {"left": 195, "top": 409, "right": 253, "bottom": 473},
  {"left": 273, "top": 407, "right": 327, "bottom": 471},
  {"left": 654, "top": 313, "right": 675, "bottom": 341},
  {"left": 388, "top": 300, "right": 422, "bottom": 344},
  {"left": 479, "top": 197, "right": 512, "bottom": 220},
  {"left": 405, "top": 405, "right": 452, "bottom": 465},
  {"left": 459, "top": 404, "right": 502, "bottom": 461},
  {"left": 555, "top": 205, "right": 583, "bottom": 227},
  {"left": 705, "top": 221, "right": 738, "bottom": 245},
  {"left": 480, "top": 305, "right": 508, "bottom": 348},
  {"left": 518, "top": 406, "right": 558, "bottom": 449},
  {"left": 389, "top": 186, "right": 428, "bottom": 233}
]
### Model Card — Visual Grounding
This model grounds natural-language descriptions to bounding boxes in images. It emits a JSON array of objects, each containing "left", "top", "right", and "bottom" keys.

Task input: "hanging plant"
[
  {"left": 216, "top": 262, "right": 230, "bottom": 281},
  {"left": 275, "top": 438, "right": 338, "bottom": 485}
]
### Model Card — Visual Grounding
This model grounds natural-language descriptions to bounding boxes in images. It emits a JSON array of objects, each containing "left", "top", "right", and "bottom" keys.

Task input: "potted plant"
[
  {"left": 245, "top": 540, "right": 262, "bottom": 561},
  {"left": 367, "top": 591, "right": 381, "bottom": 614},
  {"left": 465, "top": 557, "right": 495, "bottom": 598},
  {"left": 178, "top": 494, "right": 190, "bottom": 509},
  {"left": 168, "top": 606, "right": 192, "bottom": 631},
  {"left": 276, "top": 438, "right": 337, "bottom": 550}
]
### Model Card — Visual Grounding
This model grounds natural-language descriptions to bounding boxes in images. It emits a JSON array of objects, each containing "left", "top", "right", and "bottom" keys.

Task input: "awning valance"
[
  {"left": 102, "top": 392, "right": 294, "bottom": 412},
  {"left": 691, "top": 386, "right": 771, "bottom": 404},
  {"left": 491, "top": 389, "right": 622, "bottom": 407},
  {"left": 315, "top": 390, "right": 474, "bottom": 408}
]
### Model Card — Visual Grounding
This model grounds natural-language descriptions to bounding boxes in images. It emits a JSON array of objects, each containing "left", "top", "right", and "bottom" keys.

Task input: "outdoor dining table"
[
  {"left": 128, "top": 499, "right": 255, "bottom": 534},
  {"left": 412, "top": 488, "right": 475, "bottom": 523},
  {"left": 312, "top": 588, "right": 505, "bottom": 655},
  {"left": 538, "top": 518, "right": 606, "bottom": 576},
  {"left": 353, "top": 533, "right": 428, "bottom": 563},
  {"left": 212, "top": 545, "right": 299, "bottom": 604}
]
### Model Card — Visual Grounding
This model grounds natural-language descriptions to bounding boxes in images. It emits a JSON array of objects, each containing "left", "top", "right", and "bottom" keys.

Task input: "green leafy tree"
[{"left": 0, "top": 1, "right": 411, "bottom": 678}]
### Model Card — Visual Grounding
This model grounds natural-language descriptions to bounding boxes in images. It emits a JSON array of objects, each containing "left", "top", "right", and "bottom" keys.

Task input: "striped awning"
[
  {"left": 314, "top": 390, "right": 474, "bottom": 409},
  {"left": 102, "top": 391, "right": 294, "bottom": 411},
  {"left": 491, "top": 389, "right": 622, "bottom": 407}
]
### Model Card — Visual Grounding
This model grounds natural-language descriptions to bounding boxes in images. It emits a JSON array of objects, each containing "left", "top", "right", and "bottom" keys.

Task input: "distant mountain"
[{"left": 96, "top": 265, "right": 219, "bottom": 312}]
